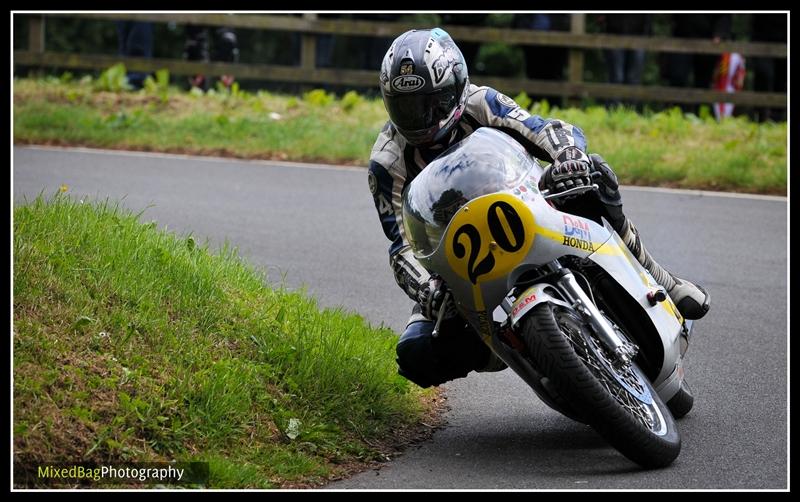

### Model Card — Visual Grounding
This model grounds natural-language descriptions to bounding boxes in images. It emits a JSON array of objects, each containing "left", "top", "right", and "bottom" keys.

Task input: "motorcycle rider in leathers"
[{"left": 368, "top": 28, "right": 711, "bottom": 389}]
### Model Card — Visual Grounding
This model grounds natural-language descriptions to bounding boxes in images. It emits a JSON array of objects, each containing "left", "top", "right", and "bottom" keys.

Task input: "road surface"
[{"left": 13, "top": 146, "right": 788, "bottom": 489}]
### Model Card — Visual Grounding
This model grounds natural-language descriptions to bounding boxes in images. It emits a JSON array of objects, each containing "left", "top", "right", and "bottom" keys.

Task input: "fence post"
[
  {"left": 301, "top": 13, "right": 317, "bottom": 70},
  {"left": 28, "top": 15, "right": 45, "bottom": 53},
  {"left": 567, "top": 14, "right": 585, "bottom": 107},
  {"left": 299, "top": 13, "right": 317, "bottom": 93}
]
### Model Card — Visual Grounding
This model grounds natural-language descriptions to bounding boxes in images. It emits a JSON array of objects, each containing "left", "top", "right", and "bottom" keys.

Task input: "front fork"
[{"left": 542, "top": 260, "right": 638, "bottom": 366}]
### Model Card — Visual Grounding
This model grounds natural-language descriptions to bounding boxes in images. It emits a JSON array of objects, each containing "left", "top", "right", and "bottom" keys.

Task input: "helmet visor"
[{"left": 386, "top": 89, "right": 458, "bottom": 135}]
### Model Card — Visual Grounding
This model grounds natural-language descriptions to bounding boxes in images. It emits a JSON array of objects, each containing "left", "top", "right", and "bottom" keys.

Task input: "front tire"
[{"left": 520, "top": 302, "right": 681, "bottom": 469}]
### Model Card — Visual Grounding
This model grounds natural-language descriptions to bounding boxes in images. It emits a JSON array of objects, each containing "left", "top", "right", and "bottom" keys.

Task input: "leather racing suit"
[{"left": 368, "top": 84, "right": 588, "bottom": 388}]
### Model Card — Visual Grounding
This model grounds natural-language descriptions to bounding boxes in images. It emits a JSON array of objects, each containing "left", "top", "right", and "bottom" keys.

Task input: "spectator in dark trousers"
[
  {"left": 314, "top": 13, "right": 343, "bottom": 69},
  {"left": 184, "top": 24, "right": 239, "bottom": 91},
  {"left": 598, "top": 14, "right": 652, "bottom": 109},
  {"left": 116, "top": 21, "right": 153, "bottom": 90},
  {"left": 750, "top": 14, "right": 786, "bottom": 122}
]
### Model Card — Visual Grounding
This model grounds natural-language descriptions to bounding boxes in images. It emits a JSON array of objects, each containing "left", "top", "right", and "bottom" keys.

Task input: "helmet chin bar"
[
  {"left": 431, "top": 99, "right": 466, "bottom": 144},
  {"left": 434, "top": 79, "right": 469, "bottom": 135},
  {"left": 404, "top": 97, "right": 466, "bottom": 147},
  {"left": 401, "top": 125, "right": 439, "bottom": 146}
]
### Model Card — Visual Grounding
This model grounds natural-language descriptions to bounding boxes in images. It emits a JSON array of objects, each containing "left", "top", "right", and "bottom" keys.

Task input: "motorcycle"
[{"left": 401, "top": 127, "right": 695, "bottom": 468}]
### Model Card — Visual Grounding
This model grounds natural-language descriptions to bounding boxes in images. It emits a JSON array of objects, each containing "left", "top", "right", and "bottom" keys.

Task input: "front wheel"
[{"left": 520, "top": 302, "right": 681, "bottom": 469}]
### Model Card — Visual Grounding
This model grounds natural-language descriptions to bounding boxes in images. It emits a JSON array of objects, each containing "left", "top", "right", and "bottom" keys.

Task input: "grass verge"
[
  {"left": 13, "top": 193, "right": 444, "bottom": 489},
  {"left": 13, "top": 77, "right": 786, "bottom": 195}
]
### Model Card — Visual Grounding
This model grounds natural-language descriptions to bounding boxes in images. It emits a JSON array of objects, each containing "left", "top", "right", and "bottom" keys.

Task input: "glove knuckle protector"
[{"left": 543, "top": 146, "right": 591, "bottom": 196}]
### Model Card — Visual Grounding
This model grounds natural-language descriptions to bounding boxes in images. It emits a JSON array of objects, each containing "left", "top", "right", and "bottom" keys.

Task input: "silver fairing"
[
  {"left": 403, "top": 127, "right": 609, "bottom": 317},
  {"left": 402, "top": 127, "right": 684, "bottom": 394}
]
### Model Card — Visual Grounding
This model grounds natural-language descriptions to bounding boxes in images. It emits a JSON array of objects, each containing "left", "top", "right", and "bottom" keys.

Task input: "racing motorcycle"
[{"left": 402, "top": 127, "right": 695, "bottom": 468}]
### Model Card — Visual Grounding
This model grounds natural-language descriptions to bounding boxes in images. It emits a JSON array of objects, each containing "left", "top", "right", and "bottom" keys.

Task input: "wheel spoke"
[{"left": 556, "top": 310, "right": 659, "bottom": 431}]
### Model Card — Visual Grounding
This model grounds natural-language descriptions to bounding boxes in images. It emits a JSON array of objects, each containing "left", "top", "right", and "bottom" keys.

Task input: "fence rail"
[{"left": 16, "top": 13, "right": 787, "bottom": 108}]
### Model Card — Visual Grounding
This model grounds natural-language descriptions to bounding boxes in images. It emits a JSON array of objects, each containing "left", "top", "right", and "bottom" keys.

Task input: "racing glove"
[
  {"left": 539, "top": 146, "right": 593, "bottom": 195},
  {"left": 588, "top": 153, "right": 622, "bottom": 206},
  {"left": 417, "top": 276, "right": 458, "bottom": 321}
]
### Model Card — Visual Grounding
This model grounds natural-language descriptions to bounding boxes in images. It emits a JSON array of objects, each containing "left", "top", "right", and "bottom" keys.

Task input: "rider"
[{"left": 368, "top": 28, "right": 711, "bottom": 389}]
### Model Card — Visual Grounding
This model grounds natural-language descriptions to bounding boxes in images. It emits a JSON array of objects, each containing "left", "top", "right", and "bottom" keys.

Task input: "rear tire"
[
  {"left": 667, "top": 380, "right": 695, "bottom": 419},
  {"left": 520, "top": 302, "right": 681, "bottom": 469}
]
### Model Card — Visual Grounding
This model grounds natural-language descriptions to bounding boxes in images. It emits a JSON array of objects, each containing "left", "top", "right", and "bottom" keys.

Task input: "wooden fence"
[{"left": 14, "top": 13, "right": 787, "bottom": 108}]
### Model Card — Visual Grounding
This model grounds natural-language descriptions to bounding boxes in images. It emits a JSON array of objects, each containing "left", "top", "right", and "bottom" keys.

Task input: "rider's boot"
[
  {"left": 588, "top": 154, "right": 711, "bottom": 321},
  {"left": 617, "top": 217, "right": 711, "bottom": 320}
]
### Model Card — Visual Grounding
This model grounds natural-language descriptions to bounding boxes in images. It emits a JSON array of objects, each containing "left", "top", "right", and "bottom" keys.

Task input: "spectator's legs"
[
  {"left": 625, "top": 48, "right": 646, "bottom": 85},
  {"left": 604, "top": 48, "right": 625, "bottom": 108},
  {"left": 116, "top": 21, "right": 132, "bottom": 56},
  {"left": 116, "top": 21, "right": 153, "bottom": 90},
  {"left": 184, "top": 25, "right": 210, "bottom": 90},
  {"left": 213, "top": 28, "right": 239, "bottom": 63},
  {"left": 213, "top": 27, "right": 239, "bottom": 88},
  {"left": 623, "top": 48, "right": 646, "bottom": 110},
  {"left": 606, "top": 48, "right": 626, "bottom": 84},
  {"left": 316, "top": 34, "right": 335, "bottom": 68}
]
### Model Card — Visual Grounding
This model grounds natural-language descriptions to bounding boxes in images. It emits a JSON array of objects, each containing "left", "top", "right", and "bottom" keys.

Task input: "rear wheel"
[
  {"left": 520, "top": 302, "right": 681, "bottom": 468},
  {"left": 667, "top": 380, "right": 694, "bottom": 419}
]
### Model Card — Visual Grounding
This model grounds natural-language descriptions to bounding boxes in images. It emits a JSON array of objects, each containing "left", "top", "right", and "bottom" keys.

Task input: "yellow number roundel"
[{"left": 444, "top": 193, "right": 536, "bottom": 285}]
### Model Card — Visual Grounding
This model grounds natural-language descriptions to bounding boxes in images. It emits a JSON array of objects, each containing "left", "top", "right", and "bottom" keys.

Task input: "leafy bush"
[
  {"left": 513, "top": 91, "right": 532, "bottom": 110},
  {"left": 303, "top": 89, "right": 334, "bottom": 107},
  {"left": 530, "top": 99, "right": 551, "bottom": 117},
  {"left": 143, "top": 68, "right": 170, "bottom": 103},
  {"left": 340, "top": 90, "right": 363, "bottom": 112},
  {"left": 94, "top": 63, "right": 131, "bottom": 92}
]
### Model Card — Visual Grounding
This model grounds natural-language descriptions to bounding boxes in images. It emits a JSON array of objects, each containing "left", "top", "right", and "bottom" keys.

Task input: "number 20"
[{"left": 451, "top": 201, "right": 525, "bottom": 284}]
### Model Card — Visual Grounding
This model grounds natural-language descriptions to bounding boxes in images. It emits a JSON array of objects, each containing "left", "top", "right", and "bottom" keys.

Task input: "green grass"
[
  {"left": 13, "top": 77, "right": 786, "bottom": 194},
  {"left": 553, "top": 104, "right": 787, "bottom": 195},
  {"left": 13, "top": 78, "right": 385, "bottom": 164},
  {"left": 13, "top": 193, "right": 433, "bottom": 488}
]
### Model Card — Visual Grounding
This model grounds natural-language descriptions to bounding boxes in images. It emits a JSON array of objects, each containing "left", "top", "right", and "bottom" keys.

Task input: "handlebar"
[{"left": 542, "top": 183, "right": 599, "bottom": 201}]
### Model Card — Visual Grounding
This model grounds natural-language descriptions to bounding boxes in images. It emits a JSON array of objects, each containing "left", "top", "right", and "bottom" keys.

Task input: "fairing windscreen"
[{"left": 402, "top": 127, "right": 538, "bottom": 257}]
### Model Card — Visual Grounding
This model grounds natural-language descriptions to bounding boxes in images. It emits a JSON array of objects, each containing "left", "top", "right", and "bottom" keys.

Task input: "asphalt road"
[{"left": 13, "top": 146, "right": 788, "bottom": 490}]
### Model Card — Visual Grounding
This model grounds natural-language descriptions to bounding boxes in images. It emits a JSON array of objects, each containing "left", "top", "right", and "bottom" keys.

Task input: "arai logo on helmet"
[{"left": 391, "top": 75, "right": 426, "bottom": 92}]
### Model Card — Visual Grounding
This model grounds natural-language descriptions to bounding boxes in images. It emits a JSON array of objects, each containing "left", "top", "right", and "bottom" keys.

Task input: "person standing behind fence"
[
  {"left": 663, "top": 14, "right": 732, "bottom": 113},
  {"left": 711, "top": 51, "right": 746, "bottom": 120},
  {"left": 750, "top": 13, "right": 786, "bottom": 122},
  {"left": 116, "top": 21, "right": 154, "bottom": 90},
  {"left": 184, "top": 24, "right": 239, "bottom": 91},
  {"left": 597, "top": 14, "right": 651, "bottom": 109}
]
